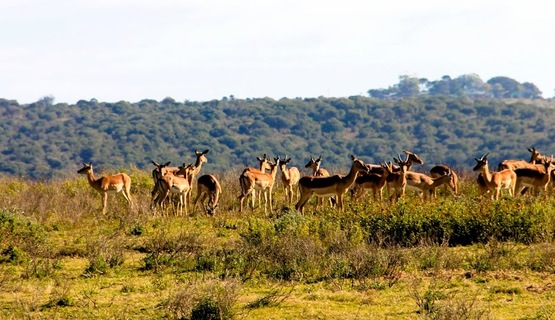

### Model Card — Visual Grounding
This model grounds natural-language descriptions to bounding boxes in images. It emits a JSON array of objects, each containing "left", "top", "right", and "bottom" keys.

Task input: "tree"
[{"left": 397, "top": 75, "right": 420, "bottom": 97}]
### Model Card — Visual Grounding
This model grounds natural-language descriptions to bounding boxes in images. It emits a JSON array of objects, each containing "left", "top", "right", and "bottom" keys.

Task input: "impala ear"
[
  {"left": 164, "top": 161, "right": 171, "bottom": 166},
  {"left": 203, "top": 149, "right": 209, "bottom": 154}
]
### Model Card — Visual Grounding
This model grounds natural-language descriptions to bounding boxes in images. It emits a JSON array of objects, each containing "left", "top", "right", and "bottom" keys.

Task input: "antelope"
[
  {"left": 186, "top": 150, "right": 209, "bottom": 204},
  {"left": 304, "top": 155, "right": 333, "bottom": 207},
  {"left": 278, "top": 156, "right": 301, "bottom": 204},
  {"left": 351, "top": 162, "right": 390, "bottom": 202},
  {"left": 192, "top": 174, "right": 222, "bottom": 215},
  {"left": 238, "top": 157, "right": 280, "bottom": 214},
  {"left": 384, "top": 159, "right": 408, "bottom": 201},
  {"left": 514, "top": 157, "right": 555, "bottom": 198},
  {"left": 305, "top": 155, "right": 331, "bottom": 177},
  {"left": 404, "top": 169, "right": 454, "bottom": 201},
  {"left": 473, "top": 153, "right": 517, "bottom": 200},
  {"left": 242, "top": 154, "right": 272, "bottom": 208},
  {"left": 77, "top": 163, "right": 132, "bottom": 215},
  {"left": 497, "top": 147, "right": 546, "bottom": 171},
  {"left": 150, "top": 161, "right": 171, "bottom": 207},
  {"left": 156, "top": 163, "right": 193, "bottom": 216},
  {"left": 430, "top": 165, "right": 459, "bottom": 196},
  {"left": 295, "top": 155, "right": 368, "bottom": 214}
]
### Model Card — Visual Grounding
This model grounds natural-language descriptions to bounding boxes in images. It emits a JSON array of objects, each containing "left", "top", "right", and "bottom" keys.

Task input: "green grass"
[{"left": 2, "top": 171, "right": 555, "bottom": 319}]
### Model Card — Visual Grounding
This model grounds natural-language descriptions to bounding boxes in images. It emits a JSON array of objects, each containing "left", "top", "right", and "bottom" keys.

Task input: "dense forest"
[{"left": 1, "top": 75, "right": 554, "bottom": 179}]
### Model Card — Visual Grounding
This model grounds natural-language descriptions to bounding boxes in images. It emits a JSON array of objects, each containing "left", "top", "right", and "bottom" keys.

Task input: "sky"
[{"left": 1, "top": 0, "right": 554, "bottom": 104}]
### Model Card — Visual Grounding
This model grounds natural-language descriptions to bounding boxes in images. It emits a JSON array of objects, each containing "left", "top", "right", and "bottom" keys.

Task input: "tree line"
[
  {"left": 1, "top": 90, "right": 554, "bottom": 179},
  {"left": 368, "top": 74, "right": 543, "bottom": 99}
]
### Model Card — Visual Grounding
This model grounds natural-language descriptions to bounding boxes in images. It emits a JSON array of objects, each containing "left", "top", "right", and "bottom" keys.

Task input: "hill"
[{"left": 1, "top": 95, "right": 555, "bottom": 179}]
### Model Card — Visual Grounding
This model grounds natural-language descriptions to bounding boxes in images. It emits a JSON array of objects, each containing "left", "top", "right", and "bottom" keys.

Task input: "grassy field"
[{"left": 2, "top": 168, "right": 555, "bottom": 319}]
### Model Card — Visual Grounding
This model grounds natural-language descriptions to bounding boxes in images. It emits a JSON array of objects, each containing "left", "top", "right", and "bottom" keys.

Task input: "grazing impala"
[
  {"left": 77, "top": 163, "right": 132, "bottom": 215},
  {"left": 277, "top": 156, "right": 301, "bottom": 204},
  {"left": 404, "top": 169, "right": 453, "bottom": 201},
  {"left": 473, "top": 153, "right": 517, "bottom": 200},
  {"left": 238, "top": 157, "right": 280, "bottom": 214},
  {"left": 295, "top": 155, "right": 368, "bottom": 214},
  {"left": 430, "top": 165, "right": 459, "bottom": 196},
  {"left": 192, "top": 174, "right": 222, "bottom": 215},
  {"left": 156, "top": 163, "right": 193, "bottom": 216},
  {"left": 514, "top": 157, "right": 555, "bottom": 198}
]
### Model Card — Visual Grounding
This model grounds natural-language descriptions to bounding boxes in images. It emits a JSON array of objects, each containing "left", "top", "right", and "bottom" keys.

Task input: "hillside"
[{"left": 1, "top": 96, "right": 555, "bottom": 179}]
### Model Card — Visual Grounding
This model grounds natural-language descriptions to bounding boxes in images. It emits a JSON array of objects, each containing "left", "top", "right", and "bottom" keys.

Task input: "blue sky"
[{"left": 1, "top": 0, "right": 553, "bottom": 104}]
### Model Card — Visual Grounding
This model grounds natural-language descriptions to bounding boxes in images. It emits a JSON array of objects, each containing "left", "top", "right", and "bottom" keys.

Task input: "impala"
[
  {"left": 351, "top": 162, "right": 390, "bottom": 202},
  {"left": 150, "top": 161, "right": 171, "bottom": 207},
  {"left": 473, "top": 153, "right": 517, "bottom": 200},
  {"left": 404, "top": 169, "right": 453, "bottom": 201},
  {"left": 384, "top": 159, "right": 408, "bottom": 201},
  {"left": 514, "top": 157, "right": 555, "bottom": 198},
  {"left": 304, "top": 155, "right": 333, "bottom": 207},
  {"left": 295, "top": 155, "right": 368, "bottom": 214},
  {"left": 277, "top": 156, "right": 301, "bottom": 204},
  {"left": 497, "top": 147, "right": 546, "bottom": 171},
  {"left": 156, "top": 163, "right": 193, "bottom": 216},
  {"left": 77, "top": 163, "right": 132, "bottom": 215},
  {"left": 305, "top": 155, "right": 330, "bottom": 177},
  {"left": 186, "top": 150, "right": 209, "bottom": 204},
  {"left": 430, "top": 165, "right": 459, "bottom": 196},
  {"left": 238, "top": 157, "right": 280, "bottom": 214},
  {"left": 192, "top": 174, "right": 222, "bottom": 215},
  {"left": 242, "top": 154, "right": 272, "bottom": 207}
]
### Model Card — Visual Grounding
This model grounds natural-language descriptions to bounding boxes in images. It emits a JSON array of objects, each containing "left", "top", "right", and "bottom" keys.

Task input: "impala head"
[
  {"left": 404, "top": 150, "right": 424, "bottom": 165},
  {"left": 305, "top": 155, "right": 322, "bottom": 170},
  {"left": 473, "top": 153, "right": 490, "bottom": 172},
  {"left": 206, "top": 203, "right": 218, "bottom": 215},
  {"left": 152, "top": 161, "right": 171, "bottom": 171},
  {"left": 380, "top": 162, "right": 390, "bottom": 177},
  {"left": 77, "top": 162, "right": 93, "bottom": 175},
  {"left": 277, "top": 155, "right": 292, "bottom": 171},
  {"left": 393, "top": 156, "right": 409, "bottom": 173},
  {"left": 175, "top": 163, "right": 194, "bottom": 177},
  {"left": 351, "top": 155, "right": 368, "bottom": 173},
  {"left": 195, "top": 149, "right": 209, "bottom": 164}
]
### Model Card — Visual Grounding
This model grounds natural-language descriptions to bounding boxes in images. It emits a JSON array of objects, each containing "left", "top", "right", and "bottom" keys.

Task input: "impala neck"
[
  {"left": 280, "top": 166, "right": 290, "bottom": 180},
  {"left": 481, "top": 165, "right": 493, "bottom": 184}
]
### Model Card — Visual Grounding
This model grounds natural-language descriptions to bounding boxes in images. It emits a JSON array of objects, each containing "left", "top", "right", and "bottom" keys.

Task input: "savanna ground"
[{"left": 2, "top": 167, "right": 555, "bottom": 319}]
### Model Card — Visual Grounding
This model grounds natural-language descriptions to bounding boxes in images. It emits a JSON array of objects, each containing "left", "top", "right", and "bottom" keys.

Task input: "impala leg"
[{"left": 102, "top": 192, "right": 108, "bottom": 215}]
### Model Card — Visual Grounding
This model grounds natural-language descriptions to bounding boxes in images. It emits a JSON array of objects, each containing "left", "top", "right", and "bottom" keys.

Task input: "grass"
[{"left": 2, "top": 169, "right": 555, "bottom": 319}]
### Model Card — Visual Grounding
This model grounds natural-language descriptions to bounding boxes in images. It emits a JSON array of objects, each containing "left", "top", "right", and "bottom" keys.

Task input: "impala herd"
[{"left": 77, "top": 147, "right": 555, "bottom": 216}]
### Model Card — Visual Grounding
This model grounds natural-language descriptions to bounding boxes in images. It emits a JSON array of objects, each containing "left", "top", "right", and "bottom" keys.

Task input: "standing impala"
[
  {"left": 77, "top": 163, "right": 132, "bottom": 215},
  {"left": 304, "top": 155, "right": 333, "bottom": 207},
  {"left": 473, "top": 153, "right": 517, "bottom": 200},
  {"left": 351, "top": 162, "right": 390, "bottom": 202},
  {"left": 295, "top": 155, "right": 368, "bottom": 214},
  {"left": 514, "top": 157, "right": 555, "bottom": 198},
  {"left": 186, "top": 150, "right": 209, "bottom": 204},
  {"left": 192, "top": 174, "right": 222, "bottom": 215},
  {"left": 156, "top": 163, "right": 193, "bottom": 216},
  {"left": 238, "top": 157, "right": 280, "bottom": 214},
  {"left": 278, "top": 156, "right": 301, "bottom": 204}
]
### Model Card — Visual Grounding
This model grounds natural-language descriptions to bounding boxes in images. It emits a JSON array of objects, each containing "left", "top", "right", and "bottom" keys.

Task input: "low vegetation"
[{"left": 2, "top": 167, "right": 555, "bottom": 319}]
